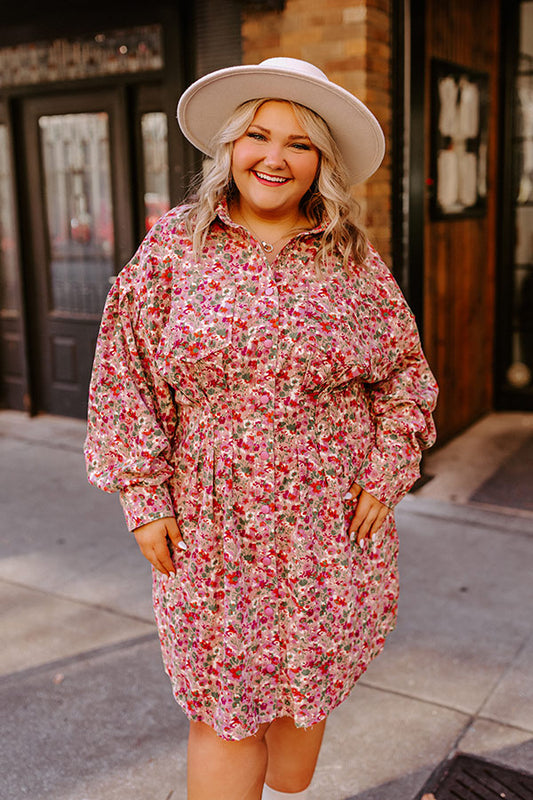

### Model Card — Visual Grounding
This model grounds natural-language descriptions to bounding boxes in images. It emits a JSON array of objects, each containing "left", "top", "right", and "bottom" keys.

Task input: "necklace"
[{"left": 238, "top": 210, "right": 303, "bottom": 255}]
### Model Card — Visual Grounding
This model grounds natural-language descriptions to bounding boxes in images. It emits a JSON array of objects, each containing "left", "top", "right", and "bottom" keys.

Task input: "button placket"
[{"left": 254, "top": 277, "right": 282, "bottom": 682}]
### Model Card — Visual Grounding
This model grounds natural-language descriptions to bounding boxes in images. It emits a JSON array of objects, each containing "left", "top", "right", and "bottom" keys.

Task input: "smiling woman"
[{"left": 85, "top": 57, "right": 438, "bottom": 800}]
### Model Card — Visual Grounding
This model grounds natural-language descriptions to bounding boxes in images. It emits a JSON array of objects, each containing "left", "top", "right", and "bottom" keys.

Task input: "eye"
[
  {"left": 293, "top": 143, "right": 311, "bottom": 151},
  {"left": 246, "top": 131, "right": 267, "bottom": 141}
]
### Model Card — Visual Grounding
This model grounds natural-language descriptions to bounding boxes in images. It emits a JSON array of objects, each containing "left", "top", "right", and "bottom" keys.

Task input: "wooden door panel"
[{"left": 48, "top": 319, "right": 99, "bottom": 417}]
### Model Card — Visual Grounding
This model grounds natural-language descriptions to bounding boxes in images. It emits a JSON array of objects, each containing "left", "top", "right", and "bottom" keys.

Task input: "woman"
[{"left": 85, "top": 58, "right": 438, "bottom": 800}]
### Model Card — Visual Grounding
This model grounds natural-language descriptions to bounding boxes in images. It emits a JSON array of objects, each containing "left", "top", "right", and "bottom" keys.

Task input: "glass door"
[
  {"left": 511, "top": 1, "right": 533, "bottom": 396},
  {"left": 39, "top": 112, "right": 116, "bottom": 317},
  {"left": 498, "top": 0, "right": 533, "bottom": 409},
  {"left": 22, "top": 90, "right": 134, "bottom": 418}
]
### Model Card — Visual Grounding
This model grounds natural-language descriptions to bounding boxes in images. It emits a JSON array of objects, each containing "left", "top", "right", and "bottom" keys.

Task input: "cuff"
[
  {"left": 119, "top": 481, "right": 175, "bottom": 531},
  {"left": 355, "top": 446, "right": 421, "bottom": 508}
]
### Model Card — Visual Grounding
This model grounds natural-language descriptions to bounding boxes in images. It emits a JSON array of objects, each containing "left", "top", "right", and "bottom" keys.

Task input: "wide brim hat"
[{"left": 177, "top": 57, "right": 385, "bottom": 185}]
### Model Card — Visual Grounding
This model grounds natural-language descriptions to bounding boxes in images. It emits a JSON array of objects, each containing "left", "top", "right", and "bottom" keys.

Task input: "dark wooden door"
[
  {"left": 421, "top": 0, "right": 501, "bottom": 441},
  {"left": 21, "top": 90, "right": 135, "bottom": 418}
]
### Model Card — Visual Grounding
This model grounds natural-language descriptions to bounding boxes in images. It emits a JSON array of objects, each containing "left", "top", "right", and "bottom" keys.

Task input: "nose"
[{"left": 262, "top": 142, "right": 285, "bottom": 170}]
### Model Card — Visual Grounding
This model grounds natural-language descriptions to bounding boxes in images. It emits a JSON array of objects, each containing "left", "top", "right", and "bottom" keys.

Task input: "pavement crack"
[
  {"left": 358, "top": 678, "right": 473, "bottom": 717},
  {"left": 0, "top": 575, "right": 155, "bottom": 626},
  {"left": 0, "top": 631, "right": 159, "bottom": 688},
  {"left": 472, "top": 628, "right": 533, "bottom": 718}
]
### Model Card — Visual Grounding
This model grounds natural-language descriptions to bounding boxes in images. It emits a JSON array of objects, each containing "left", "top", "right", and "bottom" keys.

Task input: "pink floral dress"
[{"left": 84, "top": 201, "right": 438, "bottom": 740}]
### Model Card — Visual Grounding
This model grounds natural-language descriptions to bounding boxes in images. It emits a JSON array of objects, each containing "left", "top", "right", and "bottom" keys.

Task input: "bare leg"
[
  {"left": 264, "top": 716, "right": 326, "bottom": 792},
  {"left": 188, "top": 719, "right": 270, "bottom": 800}
]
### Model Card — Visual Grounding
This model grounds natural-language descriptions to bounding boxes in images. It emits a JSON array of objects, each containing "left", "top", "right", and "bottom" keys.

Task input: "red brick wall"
[{"left": 241, "top": 0, "right": 393, "bottom": 262}]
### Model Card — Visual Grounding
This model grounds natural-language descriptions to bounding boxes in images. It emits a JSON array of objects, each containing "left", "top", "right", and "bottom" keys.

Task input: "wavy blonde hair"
[{"left": 184, "top": 98, "right": 368, "bottom": 269}]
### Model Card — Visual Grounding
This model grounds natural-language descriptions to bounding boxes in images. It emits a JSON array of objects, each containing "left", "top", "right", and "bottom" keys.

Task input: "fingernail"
[
  {"left": 177, "top": 541, "right": 188, "bottom": 551},
  {"left": 344, "top": 492, "right": 353, "bottom": 500},
  {"left": 371, "top": 534, "right": 377, "bottom": 543}
]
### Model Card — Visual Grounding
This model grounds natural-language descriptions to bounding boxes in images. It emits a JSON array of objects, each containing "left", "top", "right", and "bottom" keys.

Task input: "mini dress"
[{"left": 84, "top": 201, "right": 438, "bottom": 740}]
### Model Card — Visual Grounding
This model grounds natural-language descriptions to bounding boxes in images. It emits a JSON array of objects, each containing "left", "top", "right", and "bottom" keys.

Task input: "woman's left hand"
[{"left": 346, "top": 482, "right": 390, "bottom": 544}]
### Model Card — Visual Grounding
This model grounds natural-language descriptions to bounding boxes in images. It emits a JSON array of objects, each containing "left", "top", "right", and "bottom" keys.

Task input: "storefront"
[
  {"left": 0, "top": 0, "right": 531, "bottom": 438},
  {"left": 412, "top": 0, "right": 533, "bottom": 436}
]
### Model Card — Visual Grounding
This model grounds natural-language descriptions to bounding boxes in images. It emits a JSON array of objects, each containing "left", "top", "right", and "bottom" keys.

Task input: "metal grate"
[{"left": 415, "top": 754, "right": 533, "bottom": 800}]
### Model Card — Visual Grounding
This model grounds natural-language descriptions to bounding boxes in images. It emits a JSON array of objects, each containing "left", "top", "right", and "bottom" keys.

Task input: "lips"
[{"left": 252, "top": 170, "right": 290, "bottom": 185}]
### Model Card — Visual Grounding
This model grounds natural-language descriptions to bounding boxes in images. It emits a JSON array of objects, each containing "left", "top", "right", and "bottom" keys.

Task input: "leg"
[
  {"left": 264, "top": 716, "right": 326, "bottom": 793},
  {"left": 188, "top": 719, "right": 270, "bottom": 800}
]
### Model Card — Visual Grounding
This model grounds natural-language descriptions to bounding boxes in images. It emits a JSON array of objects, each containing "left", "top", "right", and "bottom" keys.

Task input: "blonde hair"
[{"left": 184, "top": 99, "right": 368, "bottom": 270}]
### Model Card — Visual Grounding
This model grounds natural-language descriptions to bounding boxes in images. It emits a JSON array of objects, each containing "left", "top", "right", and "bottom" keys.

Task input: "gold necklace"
[
  {"left": 258, "top": 239, "right": 275, "bottom": 253},
  {"left": 238, "top": 211, "right": 304, "bottom": 254}
]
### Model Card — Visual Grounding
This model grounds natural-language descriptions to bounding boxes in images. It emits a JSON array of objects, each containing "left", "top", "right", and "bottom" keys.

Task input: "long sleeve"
[
  {"left": 353, "top": 251, "right": 438, "bottom": 508},
  {"left": 84, "top": 242, "right": 179, "bottom": 531},
  {"left": 355, "top": 338, "right": 437, "bottom": 507}
]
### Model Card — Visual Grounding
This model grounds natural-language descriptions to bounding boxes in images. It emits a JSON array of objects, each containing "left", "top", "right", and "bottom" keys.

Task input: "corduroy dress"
[{"left": 84, "top": 201, "right": 438, "bottom": 740}]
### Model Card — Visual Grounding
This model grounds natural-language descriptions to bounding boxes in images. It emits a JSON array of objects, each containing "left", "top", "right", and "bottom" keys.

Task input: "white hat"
[{"left": 177, "top": 57, "right": 385, "bottom": 185}]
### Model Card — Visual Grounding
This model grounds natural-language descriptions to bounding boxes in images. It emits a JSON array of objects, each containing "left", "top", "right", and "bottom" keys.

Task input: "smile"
[{"left": 252, "top": 170, "right": 290, "bottom": 185}]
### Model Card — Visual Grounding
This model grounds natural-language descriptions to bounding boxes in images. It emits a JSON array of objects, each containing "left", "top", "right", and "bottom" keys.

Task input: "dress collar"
[{"left": 214, "top": 196, "right": 328, "bottom": 238}]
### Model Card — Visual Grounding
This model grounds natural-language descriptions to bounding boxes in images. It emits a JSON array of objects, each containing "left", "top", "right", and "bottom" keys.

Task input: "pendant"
[{"left": 261, "top": 240, "right": 274, "bottom": 253}]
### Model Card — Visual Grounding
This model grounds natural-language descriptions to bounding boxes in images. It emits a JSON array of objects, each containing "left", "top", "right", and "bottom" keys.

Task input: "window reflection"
[
  {"left": 39, "top": 112, "right": 114, "bottom": 315},
  {"left": 508, "top": 1, "right": 533, "bottom": 390},
  {"left": 141, "top": 112, "right": 170, "bottom": 231}
]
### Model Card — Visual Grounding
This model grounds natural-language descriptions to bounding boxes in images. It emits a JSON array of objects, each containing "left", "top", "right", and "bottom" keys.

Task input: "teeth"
[{"left": 255, "top": 171, "right": 289, "bottom": 183}]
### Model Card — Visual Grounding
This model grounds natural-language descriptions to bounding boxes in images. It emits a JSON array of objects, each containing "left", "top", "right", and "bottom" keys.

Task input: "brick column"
[{"left": 242, "top": 0, "right": 393, "bottom": 262}]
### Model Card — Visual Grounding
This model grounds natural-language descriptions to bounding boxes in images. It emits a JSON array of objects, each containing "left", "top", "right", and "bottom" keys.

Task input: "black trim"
[
  {"left": 407, "top": 0, "right": 426, "bottom": 334},
  {"left": 240, "top": 0, "right": 286, "bottom": 9}
]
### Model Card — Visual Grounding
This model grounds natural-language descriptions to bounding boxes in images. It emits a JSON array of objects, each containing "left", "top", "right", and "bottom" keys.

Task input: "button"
[
  {"left": 264, "top": 606, "right": 274, "bottom": 618},
  {"left": 265, "top": 664, "right": 276, "bottom": 673},
  {"left": 262, "top": 556, "right": 272, "bottom": 566},
  {"left": 264, "top": 286, "right": 275, "bottom": 296},
  {"left": 261, "top": 394, "right": 270, "bottom": 405}
]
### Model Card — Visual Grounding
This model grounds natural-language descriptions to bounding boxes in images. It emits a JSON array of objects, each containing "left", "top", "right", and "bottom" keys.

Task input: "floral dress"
[{"left": 84, "top": 201, "right": 438, "bottom": 740}]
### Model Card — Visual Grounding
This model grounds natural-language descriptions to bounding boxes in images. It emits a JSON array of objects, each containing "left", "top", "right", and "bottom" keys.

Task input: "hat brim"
[{"left": 177, "top": 64, "right": 385, "bottom": 185}]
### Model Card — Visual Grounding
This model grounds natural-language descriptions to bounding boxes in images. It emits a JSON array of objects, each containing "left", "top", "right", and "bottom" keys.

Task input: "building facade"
[{"left": 0, "top": 0, "right": 531, "bottom": 441}]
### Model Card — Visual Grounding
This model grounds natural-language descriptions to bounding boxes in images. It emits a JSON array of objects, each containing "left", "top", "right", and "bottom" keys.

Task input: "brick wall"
[{"left": 241, "top": 0, "right": 393, "bottom": 262}]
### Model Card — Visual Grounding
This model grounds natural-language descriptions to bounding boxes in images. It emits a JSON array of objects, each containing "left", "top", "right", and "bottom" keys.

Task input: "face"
[{"left": 231, "top": 100, "right": 320, "bottom": 220}]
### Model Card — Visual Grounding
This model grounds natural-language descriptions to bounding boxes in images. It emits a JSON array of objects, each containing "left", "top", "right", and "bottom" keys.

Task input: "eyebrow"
[{"left": 248, "top": 123, "right": 311, "bottom": 141}]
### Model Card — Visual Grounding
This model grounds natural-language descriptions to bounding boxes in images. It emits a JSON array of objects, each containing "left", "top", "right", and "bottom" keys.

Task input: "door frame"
[
  {"left": 0, "top": 98, "right": 31, "bottom": 411},
  {"left": 391, "top": 0, "right": 426, "bottom": 333}
]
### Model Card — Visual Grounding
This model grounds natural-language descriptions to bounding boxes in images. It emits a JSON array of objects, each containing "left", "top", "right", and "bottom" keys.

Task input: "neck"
[{"left": 231, "top": 201, "right": 308, "bottom": 243}]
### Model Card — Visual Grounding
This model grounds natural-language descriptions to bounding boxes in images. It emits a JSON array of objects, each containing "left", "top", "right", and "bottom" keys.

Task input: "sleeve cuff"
[
  {"left": 355, "top": 446, "right": 421, "bottom": 508},
  {"left": 119, "top": 481, "right": 175, "bottom": 531}
]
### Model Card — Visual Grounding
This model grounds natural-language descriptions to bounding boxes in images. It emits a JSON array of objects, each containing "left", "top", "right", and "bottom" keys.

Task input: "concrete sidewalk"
[{"left": 1, "top": 409, "right": 532, "bottom": 800}]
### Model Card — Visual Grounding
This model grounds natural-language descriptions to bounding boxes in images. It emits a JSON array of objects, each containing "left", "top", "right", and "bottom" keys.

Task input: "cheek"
[
  {"left": 299, "top": 155, "right": 319, "bottom": 186},
  {"left": 231, "top": 142, "right": 256, "bottom": 174}
]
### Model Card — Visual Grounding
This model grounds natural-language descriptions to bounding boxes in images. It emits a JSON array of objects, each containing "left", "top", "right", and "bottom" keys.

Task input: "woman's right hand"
[{"left": 133, "top": 516, "right": 186, "bottom": 576}]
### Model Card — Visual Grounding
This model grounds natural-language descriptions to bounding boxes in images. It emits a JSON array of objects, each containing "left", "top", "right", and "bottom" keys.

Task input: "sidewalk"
[{"left": 1, "top": 409, "right": 532, "bottom": 800}]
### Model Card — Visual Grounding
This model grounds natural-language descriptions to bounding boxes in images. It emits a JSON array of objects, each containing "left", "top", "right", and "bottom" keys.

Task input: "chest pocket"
[
  {"left": 301, "top": 287, "right": 371, "bottom": 395},
  {"left": 155, "top": 284, "right": 236, "bottom": 404}
]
